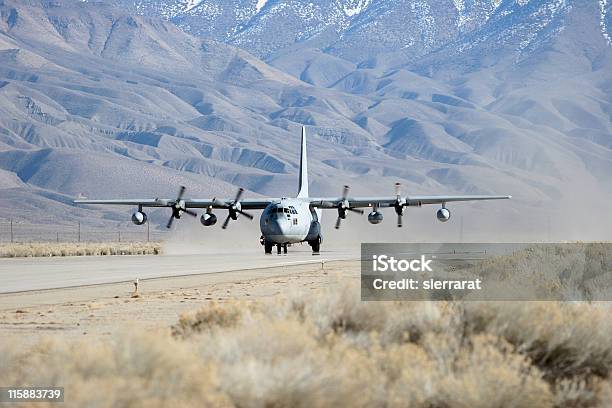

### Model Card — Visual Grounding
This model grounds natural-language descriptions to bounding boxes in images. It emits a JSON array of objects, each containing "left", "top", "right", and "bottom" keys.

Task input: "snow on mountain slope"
[{"left": 105, "top": 0, "right": 470, "bottom": 60}]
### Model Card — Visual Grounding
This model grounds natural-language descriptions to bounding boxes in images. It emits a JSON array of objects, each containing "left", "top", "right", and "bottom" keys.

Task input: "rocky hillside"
[
  {"left": 0, "top": 0, "right": 610, "bottom": 240},
  {"left": 109, "top": 0, "right": 611, "bottom": 64}
]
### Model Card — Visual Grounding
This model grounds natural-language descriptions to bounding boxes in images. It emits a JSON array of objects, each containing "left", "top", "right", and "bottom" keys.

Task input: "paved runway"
[{"left": 0, "top": 248, "right": 359, "bottom": 293}]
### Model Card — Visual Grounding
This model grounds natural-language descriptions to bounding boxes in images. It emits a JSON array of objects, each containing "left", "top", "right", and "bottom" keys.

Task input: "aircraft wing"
[
  {"left": 75, "top": 199, "right": 168, "bottom": 207},
  {"left": 184, "top": 199, "right": 273, "bottom": 210},
  {"left": 74, "top": 198, "right": 273, "bottom": 210},
  {"left": 75, "top": 186, "right": 273, "bottom": 229},
  {"left": 404, "top": 195, "right": 512, "bottom": 205},
  {"left": 309, "top": 194, "right": 511, "bottom": 209}
]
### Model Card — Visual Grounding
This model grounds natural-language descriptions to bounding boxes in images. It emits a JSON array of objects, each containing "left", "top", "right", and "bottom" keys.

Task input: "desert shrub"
[
  {"left": 387, "top": 334, "right": 553, "bottom": 407},
  {"left": 5, "top": 277, "right": 612, "bottom": 406},
  {"left": 197, "top": 318, "right": 385, "bottom": 407},
  {"left": 553, "top": 378, "right": 602, "bottom": 408},
  {"left": 0, "top": 332, "right": 228, "bottom": 408},
  {"left": 297, "top": 282, "right": 455, "bottom": 343},
  {"left": 181, "top": 294, "right": 557, "bottom": 407},
  {"left": 172, "top": 302, "right": 244, "bottom": 337},
  {"left": 170, "top": 280, "right": 612, "bottom": 406},
  {"left": 463, "top": 302, "right": 612, "bottom": 381},
  {"left": 465, "top": 243, "right": 612, "bottom": 301},
  {"left": 0, "top": 242, "right": 162, "bottom": 258},
  {"left": 302, "top": 282, "right": 388, "bottom": 335}
]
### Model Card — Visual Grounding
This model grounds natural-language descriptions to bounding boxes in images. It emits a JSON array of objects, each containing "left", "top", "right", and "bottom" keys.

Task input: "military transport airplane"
[{"left": 75, "top": 127, "right": 511, "bottom": 254}]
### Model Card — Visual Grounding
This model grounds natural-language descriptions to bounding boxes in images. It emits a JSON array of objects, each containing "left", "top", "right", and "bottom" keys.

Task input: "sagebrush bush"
[
  {"left": 465, "top": 243, "right": 612, "bottom": 301},
  {"left": 5, "top": 280, "right": 612, "bottom": 406},
  {"left": 0, "top": 333, "right": 228, "bottom": 407},
  {"left": 0, "top": 242, "right": 161, "bottom": 258},
  {"left": 464, "top": 301, "right": 612, "bottom": 381},
  {"left": 167, "top": 283, "right": 612, "bottom": 406},
  {"left": 387, "top": 334, "right": 553, "bottom": 407},
  {"left": 172, "top": 302, "right": 244, "bottom": 337}
]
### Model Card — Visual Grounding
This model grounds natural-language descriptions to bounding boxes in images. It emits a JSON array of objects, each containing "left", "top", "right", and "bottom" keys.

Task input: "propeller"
[
  {"left": 335, "top": 185, "right": 364, "bottom": 229},
  {"left": 216, "top": 188, "right": 254, "bottom": 230},
  {"left": 394, "top": 182, "right": 407, "bottom": 228},
  {"left": 166, "top": 186, "right": 197, "bottom": 229}
]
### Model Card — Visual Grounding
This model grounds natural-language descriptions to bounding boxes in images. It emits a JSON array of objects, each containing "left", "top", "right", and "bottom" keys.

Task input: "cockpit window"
[{"left": 269, "top": 206, "right": 298, "bottom": 215}]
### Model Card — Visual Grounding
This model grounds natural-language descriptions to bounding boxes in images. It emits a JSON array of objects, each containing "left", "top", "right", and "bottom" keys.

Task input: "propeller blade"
[
  {"left": 177, "top": 185, "right": 186, "bottom": 201},
  {"left": 222, "top": 214, "right": 232, "bottom": 229},
  {"left": 166, "top": 215, "right": 175, "bottom": 229},
  {"left": 395, "top": 182, "right": 401, "bottom": 197},
  {"left": 347, "top": 207, "right": 364, "bottom": 215},
  {"left": 397, "top": 213, "right": 403, "bottom": 228},
  {"left": 335, "top": 216, "right": 342, "bottom": 230},
  {"left": 184, "top": 209, "right": 197, "bottom": 217},
  {"left": 342, "top": 185, "right": 350, "bottom": 200},
  {"left": 234, "top": 187, "right": 244, "bottom": 203},
  {"left": 238, "top": 210, "right": 254, "bottom": 220}
]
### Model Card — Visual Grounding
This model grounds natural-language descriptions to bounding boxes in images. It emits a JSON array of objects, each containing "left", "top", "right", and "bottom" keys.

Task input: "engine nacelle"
[
  {"left": 368, "top": 211, "right": 384, "bottom": 224},
  {"left": 200, "top": 212, "right": 217, "bottom": 227},
  {"left": 131, "top": 211, "right": 147, "bottom": 225},
  {"left": 436, "top": 208, "right": 451, "bottom": 222}
]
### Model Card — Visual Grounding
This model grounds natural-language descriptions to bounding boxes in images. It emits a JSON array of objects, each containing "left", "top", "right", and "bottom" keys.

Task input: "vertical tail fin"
[{"left": 297, "top": 126, "right": 309, "bottom": 198}]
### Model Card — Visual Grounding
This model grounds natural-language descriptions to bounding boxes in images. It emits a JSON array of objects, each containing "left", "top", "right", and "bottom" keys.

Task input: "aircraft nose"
[
  {"left": 274, "top": 217, "right": 290, "bottom": 234},
  {"left": 267, "top": 216, "right": 291, "bottom": 235}
]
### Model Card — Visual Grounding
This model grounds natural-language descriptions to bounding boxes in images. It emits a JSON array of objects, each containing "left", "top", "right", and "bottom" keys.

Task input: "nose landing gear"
[{"left": 262, "top": 237, "right": 288, "bottom": 255}]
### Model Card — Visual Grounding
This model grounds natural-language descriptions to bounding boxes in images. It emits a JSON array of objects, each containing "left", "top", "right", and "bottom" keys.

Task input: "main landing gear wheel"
[
  {"left": 264, "top": 242, "right": 273, "bottom": 254},
  {"left": 309, "top": 238, "right": 321, "bottom": 255}
]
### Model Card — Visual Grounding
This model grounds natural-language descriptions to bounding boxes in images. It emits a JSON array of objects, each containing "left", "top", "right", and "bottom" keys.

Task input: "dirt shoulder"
[{"left": 0, "top": 260, "right": 359, "bottom": 341}]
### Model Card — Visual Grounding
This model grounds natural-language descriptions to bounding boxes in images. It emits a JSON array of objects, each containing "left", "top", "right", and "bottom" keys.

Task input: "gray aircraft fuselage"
[{"left": 260, "top": 198, "right": 322, "bottom": 244}]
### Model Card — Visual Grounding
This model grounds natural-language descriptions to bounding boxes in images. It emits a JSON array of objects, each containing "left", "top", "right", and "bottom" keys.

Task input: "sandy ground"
[
  {"left": 0, "top": 259, "right": 359, "bottom": 343},
  {"left": 0, "top": 243, "right": 545, "bottom": 343}
]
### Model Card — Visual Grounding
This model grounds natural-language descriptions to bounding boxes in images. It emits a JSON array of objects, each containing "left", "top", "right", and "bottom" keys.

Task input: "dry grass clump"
[
  {"left": 465, "top": 243, "right": 612, "bottom": 300},
  {"left": 167, "top": 283, "right": 611, "bottom": 407},
  {"left": 0, "top": 333, "right": 229, "bottom": 408},
  {"left": 386, "top": 334, "right": 552, "bottom": 407},
  {"left": 172, "top": 302, "right": 244, "bottom": 337},
  {"left": 0, "top": 242, "right": 161, "bottom": 257},
  {"left": 464, "top": 302, "right": 612, "bottom": 381},
  {"left": 5, "top": 282, "right": 612, "bottom": 407}
]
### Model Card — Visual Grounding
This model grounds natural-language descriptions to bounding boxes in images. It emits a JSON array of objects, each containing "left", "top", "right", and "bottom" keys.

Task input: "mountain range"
[{"left": 0, "top": 0, "right": 610, "bottom": 240}]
